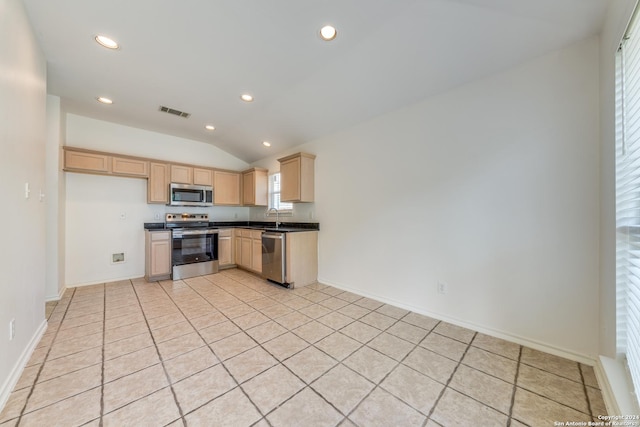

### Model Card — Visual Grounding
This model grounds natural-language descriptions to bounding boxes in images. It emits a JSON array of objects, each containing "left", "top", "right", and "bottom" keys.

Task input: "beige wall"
[
  {"left": 0, "top": 0, "right": 47, "bottom": 409},
  {"left": 254, "top": 37, "right": 602, "bottom": 362}
]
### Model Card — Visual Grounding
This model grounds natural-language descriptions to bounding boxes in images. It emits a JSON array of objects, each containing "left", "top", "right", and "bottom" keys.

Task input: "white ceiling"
[{"left": 23, "top": 0, "right": 609, "bottom": 163}]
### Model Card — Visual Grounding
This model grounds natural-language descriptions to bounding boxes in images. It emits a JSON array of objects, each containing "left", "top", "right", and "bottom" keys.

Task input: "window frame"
[{"left": 267, "top": 172, "right": 293, "bottom": 216}]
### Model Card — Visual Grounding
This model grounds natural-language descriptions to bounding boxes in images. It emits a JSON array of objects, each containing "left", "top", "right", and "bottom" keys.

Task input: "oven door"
[{"left": 171, "top": 229, "right": 219, "bottom": 266}]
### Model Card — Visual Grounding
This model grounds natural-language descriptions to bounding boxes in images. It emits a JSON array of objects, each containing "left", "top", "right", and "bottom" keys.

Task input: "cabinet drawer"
[
  {"left": 250, "top": 230, "right": 263, "bottom": 240},
  {"left": 149, "top": 231, "right": 170, "bottom": 241},
  {"left": 219, "top": 229, "right": 232, "bottom": 237}
]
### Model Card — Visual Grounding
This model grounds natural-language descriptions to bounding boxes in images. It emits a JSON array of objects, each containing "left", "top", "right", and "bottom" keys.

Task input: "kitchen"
[{"left": 2, "top": 0, "right": 638, "bottom": 424}]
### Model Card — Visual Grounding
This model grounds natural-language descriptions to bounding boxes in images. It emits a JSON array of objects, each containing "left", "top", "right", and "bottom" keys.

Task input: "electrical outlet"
[
  {"left": 112, "top": 253, "right": 125, "bottom": 263},
  {"left": 9, "top": 318, "right": 15, "bottom": 340},
  {"left": 154, "top": 212, "right": 161, "bottom": 220},
  {"left": 437, "top": 281, "right": 448, "bottom": 295}
]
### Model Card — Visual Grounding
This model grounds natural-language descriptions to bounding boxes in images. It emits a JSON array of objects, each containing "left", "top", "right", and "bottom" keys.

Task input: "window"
[
  {"left": 268, "top": 173, "right": 292, "bottom": 213},
  {"left": 616, "top": 10, "right": 640, "bottom": 407}
]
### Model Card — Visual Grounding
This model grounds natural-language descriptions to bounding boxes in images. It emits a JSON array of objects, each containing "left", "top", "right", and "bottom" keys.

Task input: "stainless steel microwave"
[{"left": 168, "top": 183, "right": 213, "bottom": 207}]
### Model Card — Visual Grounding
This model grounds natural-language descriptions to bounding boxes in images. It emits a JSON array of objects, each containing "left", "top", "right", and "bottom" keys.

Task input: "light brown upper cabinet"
[
  {"left": 242, "top": 168, "right": 268, "bottom": 206},
  {"left": 111, "top": 156, "right": 149, "bottom": 177},
  {"left": 170, "top": 165, "right": 193, "bottom": 184},
  {"left": 193, "top": 167, "right": 213, "bottom": 186},
  {"left": 148, "top": 162, "right": 169, "bottom": 204},
  {"left": 63, "top": 147, "right": 150, "bottom": 179},
  {"left": 170, "top": 164, "right": 213, "bottom": 186},
  {"left": 64, "top": 148, "right": 111, "bottom": 174},
  {"left": 213, "top": 170, "right": 241, "bottom": 205},
  {"left": 278, "top": 152, "right": 315, "bottom": 202}
]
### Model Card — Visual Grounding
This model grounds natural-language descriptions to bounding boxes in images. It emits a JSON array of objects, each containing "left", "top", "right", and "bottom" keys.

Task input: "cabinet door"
[
  {"left": 64, "top": 150, "right": 111, "bottom": 173},
  {"left": 251, "top": 238, "right": 262, "bottom": 272},
  {"left": 150, "top": 239, "right": 171, "bottom": 277},
  {"left": 234, "top": 231, "right": 242, "bottom": 267},
  {"left": 242, "top": 169, "right": 268, "bottom": 206},
  {"left": 148, "top": 162, "right": 169, "bottom": 204},
  {"left": 147, "top": 231, "right": 171, "bottom": 279},
  {"left": 112, "top": 157, "right": 149, "bottom": 177},
  {"left": 241, "top": 237, "right": 252, "bottom": 269},
  {"left": 171, "top": 165, "right": 193, "bottom": 184},
  {"left": 193, "top": 168, "right": 213, "bottom": 186},
  {"left": 280, "top": 157, "right": 300, "bottom": 202},
  {"left": 214, "top": 171, "right": 241, "bottom": 205},
  {"left": 242, "top": 172, "right": 255, "bottom": 205},
  {"left": 219, "top": 236, "right": 232, "bottom": 266}
]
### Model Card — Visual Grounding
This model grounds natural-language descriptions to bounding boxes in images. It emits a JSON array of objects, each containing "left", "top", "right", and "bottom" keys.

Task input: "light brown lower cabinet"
[
  {"left": 231, "top": 228, "right": 318, "bottom": 287},
  {"left": 145, "top": 230, "right": 172, "bottom": 281},
  {"left": 234, "top": 228, "right": 264, "bottom": 274},
  {"left": 284, "top": 231, "right": 318, "bottom": 288},
  {"left": 218, "top": 229, "right": 234, "bottom": 268}
]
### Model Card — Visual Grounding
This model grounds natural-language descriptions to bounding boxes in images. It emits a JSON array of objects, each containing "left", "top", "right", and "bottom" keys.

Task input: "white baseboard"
[
  {"left": 596, "top": 356, "right": 640, "bottom": 416},
  {"left": 45, "top": 285, "right": 67, "bottom": 302},
  {"left": 318, "top": 276, "right": 597, "bottom": 366},
  {"left": 0, "top": 320, "right": 48, "bottom": 414},
  {"left": 65, "top": 274, "right": 142, "bottom": 288}
]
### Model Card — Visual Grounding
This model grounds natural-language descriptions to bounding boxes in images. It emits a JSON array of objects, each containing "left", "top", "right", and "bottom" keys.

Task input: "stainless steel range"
[{"left": 165, "top": 213, "right": 219, "bottom": 280}]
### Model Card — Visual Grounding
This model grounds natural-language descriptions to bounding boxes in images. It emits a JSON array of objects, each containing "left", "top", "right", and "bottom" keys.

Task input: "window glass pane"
[{"left": 269, "top": 173, "right": 292, "bottom": 211}]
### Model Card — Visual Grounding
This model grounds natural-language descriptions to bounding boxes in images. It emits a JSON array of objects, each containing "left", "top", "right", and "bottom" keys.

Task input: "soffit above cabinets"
[{"left": 22, "top": 0, "right": 608, "bottom": 163}]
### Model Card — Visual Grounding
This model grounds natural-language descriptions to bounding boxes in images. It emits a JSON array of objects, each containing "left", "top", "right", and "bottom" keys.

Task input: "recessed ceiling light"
[
  {"left": 240, "top": 94, "right": 254, "bottom": 102},
  {"left": 97, "top": 96, "right": 113, "bottom": 104},
  {"left": 95, "top": 35, "right": 119, "bottom": 49},
  {"left": 319, "top": 25, "right": 337, "bottom": 41},
  {"left": 205, "top": 125, "right": 215, "bottom": 131},
  {"left": 262, "top": 141, "right": 271, "bottom": 147}
]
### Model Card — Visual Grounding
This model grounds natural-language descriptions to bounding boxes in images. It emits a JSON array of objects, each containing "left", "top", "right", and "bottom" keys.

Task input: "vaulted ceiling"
[{"left": 23, "top": 0, "right": 609, "bottom": 162}]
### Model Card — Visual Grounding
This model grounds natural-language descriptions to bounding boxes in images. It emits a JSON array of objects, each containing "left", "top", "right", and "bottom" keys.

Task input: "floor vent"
[{"left": 159, "top": 106, "right": 191, "bottom": 118}]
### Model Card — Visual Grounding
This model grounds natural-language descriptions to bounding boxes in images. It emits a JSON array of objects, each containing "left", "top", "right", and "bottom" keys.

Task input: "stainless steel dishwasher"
[{"left": 262, "top": 232, "right": 287, "bottom": 286}]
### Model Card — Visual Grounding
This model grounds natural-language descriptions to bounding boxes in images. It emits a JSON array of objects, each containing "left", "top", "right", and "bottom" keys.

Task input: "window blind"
[
  {"left": 616, "top": 12, "right": 640, "bottom": 406},
  {"left": 269, "top": 173, "right": 293, "bottom": 211}
]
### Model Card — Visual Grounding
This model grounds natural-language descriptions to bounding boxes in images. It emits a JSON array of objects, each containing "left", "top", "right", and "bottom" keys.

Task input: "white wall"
[
  {"left": 64, "top": 115, "right": 251, "bottom": 286},
  {"left": 598, "top": 0, "right": 640, "bottom": 415},
  {"left": 254, "top": 37, "right": 601, "bottom": 360},
  {"left": 0, "top": 0, "right": 47, "bottom": 409},
  {"left": 45, "top": 95, "right": 65, "bottom": 300}
]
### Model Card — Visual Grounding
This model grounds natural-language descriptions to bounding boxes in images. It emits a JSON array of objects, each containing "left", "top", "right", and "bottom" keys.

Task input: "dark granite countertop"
[{"left": 144, "top": 221, "right": 319, "bottom": 232}]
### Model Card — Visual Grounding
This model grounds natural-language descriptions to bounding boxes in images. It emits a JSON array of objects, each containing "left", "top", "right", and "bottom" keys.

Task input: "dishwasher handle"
[{"left": 262, "top": 232, "right": 285, "bottom": 240}]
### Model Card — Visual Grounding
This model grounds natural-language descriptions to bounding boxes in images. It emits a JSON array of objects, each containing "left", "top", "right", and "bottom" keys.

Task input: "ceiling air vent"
[{"left": 159, "top": 106, "right": 191, "bottom": 118}]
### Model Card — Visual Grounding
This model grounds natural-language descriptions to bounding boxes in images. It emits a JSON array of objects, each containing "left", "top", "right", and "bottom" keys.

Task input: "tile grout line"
[
  {"left": 15, "top": 288, "right": 76, "bottom": 426},
  {"left": 424, "top": 331, "right": 478, "bottom": 426},
  {"left": 336, "top": 319, "right": 444, "bottom": 424},
  {"left": 154, "top": 277, "right": 271, "bottom": 425},
  {"left": 129, "top": 279, "right": 188, "bottom": 426},
  {"left": 99, "top": 284, "right": 106, "bottom": 427},
  {"left": 180, "top": 275, "right": 303, "bottom": 426},
  {"left": 182, "top": 274, "right": 354, "bottom": 424},
  {"left": 578, "top": 363, "right": 594, "bottom": 419},
  {"left": 506, "top": 345, "right": 523, "bottom": 427}
]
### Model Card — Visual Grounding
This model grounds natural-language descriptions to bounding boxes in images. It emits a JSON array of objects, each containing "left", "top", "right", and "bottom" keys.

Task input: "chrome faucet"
[{"left": 267, "top": 208, "right": 279, "bottom": 229}]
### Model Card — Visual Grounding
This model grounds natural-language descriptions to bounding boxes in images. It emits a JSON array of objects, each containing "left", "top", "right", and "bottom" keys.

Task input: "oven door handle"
[{"left": 172, "top": 229, "right": 219, "bottom": 237}]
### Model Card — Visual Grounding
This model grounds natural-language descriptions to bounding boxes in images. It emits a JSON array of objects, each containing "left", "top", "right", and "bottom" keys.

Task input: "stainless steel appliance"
[
  {"left": 166, "top": 213, "right": 218, "bottom": 279},
  {"left": 169, "top": 183, "right": 213, "bottom": 207},
  {"left": 262, "top": 232, "right": 287, "bottom": 286}
]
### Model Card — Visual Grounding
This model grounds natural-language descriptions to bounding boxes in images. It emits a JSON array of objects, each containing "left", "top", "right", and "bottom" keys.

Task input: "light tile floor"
[{"left": 0, "top": 269, "right": 607, "bottom": 427}]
